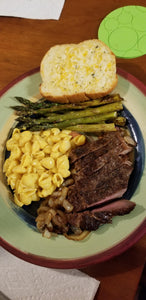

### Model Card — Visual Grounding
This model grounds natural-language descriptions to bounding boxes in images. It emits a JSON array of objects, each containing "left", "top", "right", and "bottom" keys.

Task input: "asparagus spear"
[
  {"left": 72, "top": 93, "right": 123, "bottom": 107},
  {"left": 12, "top": 102, "right": 91, "bottom": 114},
  {"left": 18, "top": 122, "right": 116, "bottom": 132},
  {"left": 16, "top": 102, "right": 123, "bottom": 131},
  {"left": 28, "top": 96, "right": 123, "bottom": 115},
  {"left": 114, "top": 116, "right": 126, "bottom": 126},
  {"left": 17, "top": 102, "right": 122, "bottom": 123},
  {"left": 11, "top": 105, "right": 31, "bottom": 112},
  {"left": 66, "top": 123, "right": 116, "bottom": 132},
  {"left": 44, "top": 101, "right": 122, "bottom": 122},
  {"left": 13, "top": 94, "right": 125, "bottom": 132},
  {"left": 13, "top": 94, "right": 123, "bottom": 114},
  {"left": 14, "top": 97, "right": 56, "bottom": 109},
  {"left": 17, "top": 111, "right": 117, "bottom": 130}
]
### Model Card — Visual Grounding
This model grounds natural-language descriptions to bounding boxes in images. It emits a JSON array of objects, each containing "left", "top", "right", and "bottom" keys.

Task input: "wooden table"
[{"left": 0, "top": 0, "right": 145, "bottom": 299}]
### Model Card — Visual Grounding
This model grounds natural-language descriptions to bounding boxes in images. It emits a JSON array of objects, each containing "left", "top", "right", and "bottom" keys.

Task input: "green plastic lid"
[{"left": 98, "top": 5, "right": 146, "bottom": 58}]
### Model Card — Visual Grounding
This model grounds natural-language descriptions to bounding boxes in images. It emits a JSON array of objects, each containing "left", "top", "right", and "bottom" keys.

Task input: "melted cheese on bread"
[{"left": 40, "top": 39, "right": 118, "bottom": 103}]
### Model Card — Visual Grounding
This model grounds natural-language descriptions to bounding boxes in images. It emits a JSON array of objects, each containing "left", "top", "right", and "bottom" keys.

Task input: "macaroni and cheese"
[{"left": 3, "top": 128, "right": 86, "bottom": 207}]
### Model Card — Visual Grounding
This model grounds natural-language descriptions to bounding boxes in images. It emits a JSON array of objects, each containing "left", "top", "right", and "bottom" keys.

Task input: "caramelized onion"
[{"left": 64, "top": 230, "right": 90, "bottom": 241}]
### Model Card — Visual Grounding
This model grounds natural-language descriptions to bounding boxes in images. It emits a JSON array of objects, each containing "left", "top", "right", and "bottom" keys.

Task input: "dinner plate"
[{"left": 0, "top": 68, "right": 145, "bottom": 269}]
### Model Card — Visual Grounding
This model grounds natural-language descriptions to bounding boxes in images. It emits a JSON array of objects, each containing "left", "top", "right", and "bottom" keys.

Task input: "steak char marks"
[
  {"left": 67, "top": 200, "right": 136, "bottom": 232},
  {"left": 68, "top": 131, "right": 136, "bottom": 213},
  {"left": 36, "top": 131, "right": 137, "bottom": 237}
]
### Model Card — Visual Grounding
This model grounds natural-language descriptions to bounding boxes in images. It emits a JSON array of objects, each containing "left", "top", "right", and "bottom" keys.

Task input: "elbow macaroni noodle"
[{"left": 3, "top": 128, "right": 86, "bottom": 207}]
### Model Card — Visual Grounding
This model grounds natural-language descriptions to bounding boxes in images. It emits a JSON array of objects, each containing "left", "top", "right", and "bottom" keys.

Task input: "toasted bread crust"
[
  {"left": 40, "top": 39, "right": 118, "bottom": 104},
  {"left": 39, "top": 83, "right": 118, "bottom": 104}
]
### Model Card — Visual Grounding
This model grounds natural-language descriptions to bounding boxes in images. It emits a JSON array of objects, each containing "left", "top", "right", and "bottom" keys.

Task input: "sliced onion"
[
  {"left": 64, "top": 230, "right": 90, "bottom": 241},
  {"left": 124, "top": 135, "right": 136, "bottom": 146},
  {"left": 43, "top": 228, "right": 52, "bottom": 239}
]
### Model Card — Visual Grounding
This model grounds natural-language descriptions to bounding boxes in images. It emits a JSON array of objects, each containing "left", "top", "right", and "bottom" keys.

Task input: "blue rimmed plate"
[{"left": 0, "top": 68, "right": 145, "bottom": 269}]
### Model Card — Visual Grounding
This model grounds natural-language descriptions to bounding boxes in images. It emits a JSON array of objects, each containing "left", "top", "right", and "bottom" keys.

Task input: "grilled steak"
[
  {"left": 69, "top": 131, "right": 133, "bottom": 164},
  {"left": 45, "top": 199, "right": 136, "bottom": 234},
  {"left": 66, "top": 199, "right": 136, "bottom": 232},
  {"left": 68, "top": 131, "right": 136, "bottom": 212},
  {"left": 68, "top": 163, "right": 133, "bottom": 211},
  {"left": 36, "top": 130, "right": 137, "bottom": 239},
  {"left": 73, "top": 155, "right": 132, "bottom": 190}
]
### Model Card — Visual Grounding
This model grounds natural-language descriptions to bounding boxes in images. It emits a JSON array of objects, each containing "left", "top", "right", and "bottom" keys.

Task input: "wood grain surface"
[{"left": 0, "top": 0, "right": 146, "bottom": 91}]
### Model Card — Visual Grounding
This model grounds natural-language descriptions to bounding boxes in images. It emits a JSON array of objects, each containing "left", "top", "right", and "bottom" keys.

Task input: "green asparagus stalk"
[
  {"left": 15, "top": 97, "right": 34, "bottom": 106},
  {"left": 14, "top": 97, "right": 56, "bottom": 109},
  {"left": 16, "top": 102, "right": 123, "bottom": 131},
  {"left": 28, "top": 96, "right": 123, "bottom": 115},
  {"left": 66, "top": 123, "right": 116, "bottom": 132},
  {"left": 13, "top": 94, "right": 123, "bottom": 114},
  {"left": 17, "top": 111, "right": 117, "bottom": 130},
  {"left": 73, "top": 93, "right": 123, "bottom": 107},
  {"left": 114, "top": 116, "right": 126, "bottom": 126},
  {"left": 13, "top": 94, "right": 125, "bottom": 133},
  {"left": 12, "top": 103, "right": 91, "bottom": 114},
  {"left": 32, "top": 102, "right": 123, "bottom": 123},
  {"left": 11, "top": 105, "right": 31, "bottom": 112},
  {"left": 18, "top": 122, "right": 116, "bottom": 132}
]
